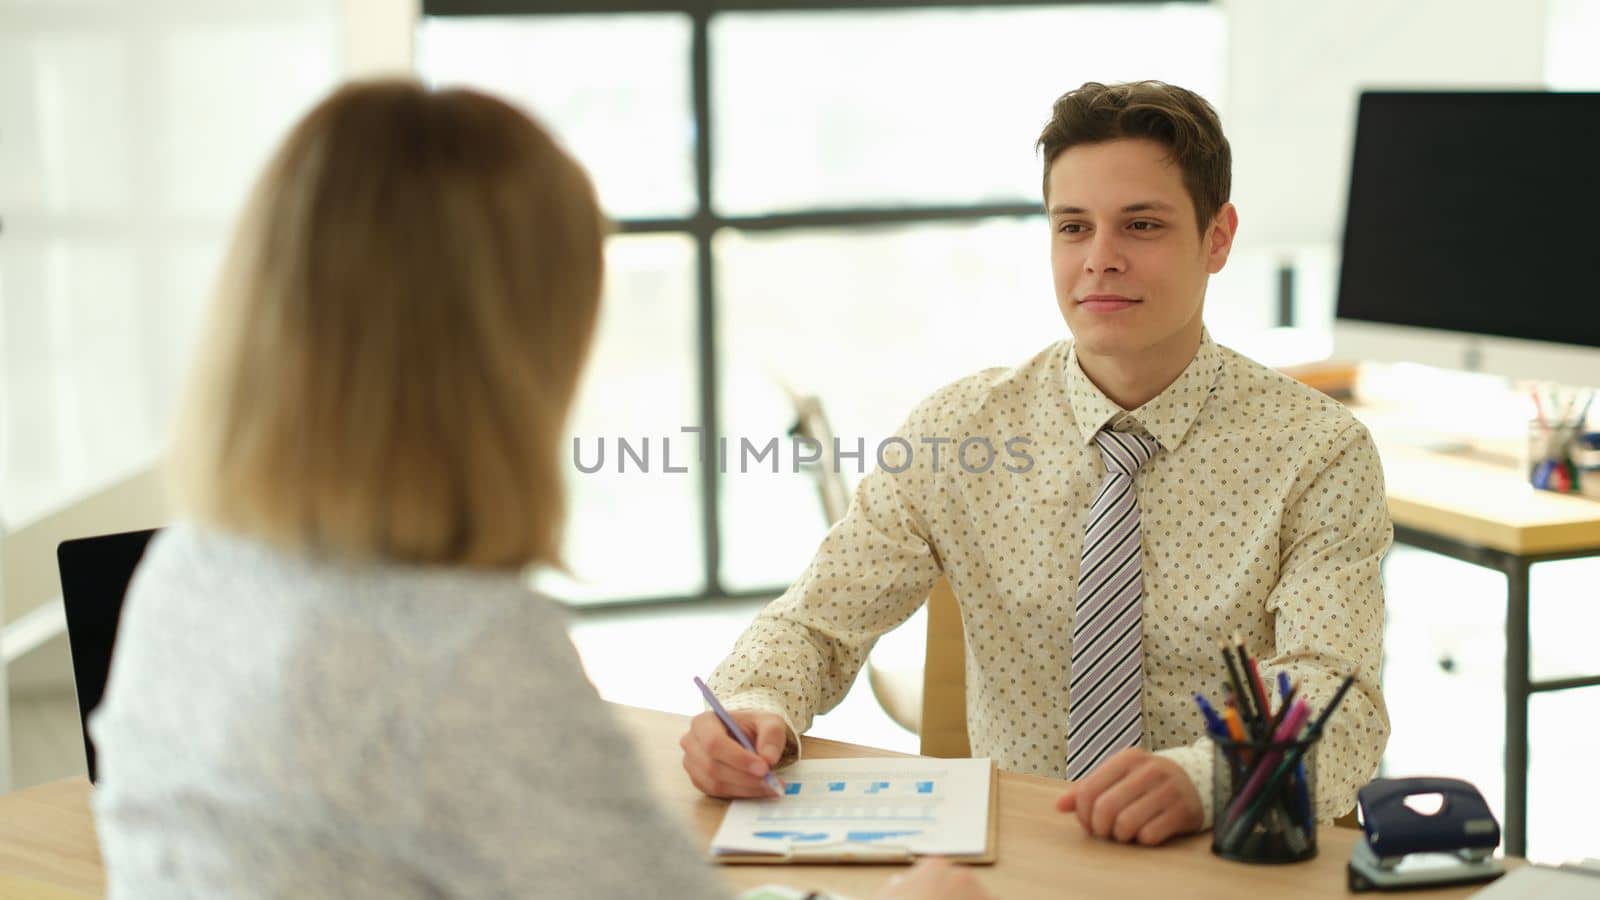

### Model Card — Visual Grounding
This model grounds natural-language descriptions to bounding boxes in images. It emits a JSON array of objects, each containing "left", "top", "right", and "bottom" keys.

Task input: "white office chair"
[{"left": 785, "top": 388, "right": 969, "bottom": 757}]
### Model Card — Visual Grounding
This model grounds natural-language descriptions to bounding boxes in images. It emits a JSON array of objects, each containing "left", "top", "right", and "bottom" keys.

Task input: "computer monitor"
[{"left": 1332, "top": 90, "right": 1600, "bottom": 386}]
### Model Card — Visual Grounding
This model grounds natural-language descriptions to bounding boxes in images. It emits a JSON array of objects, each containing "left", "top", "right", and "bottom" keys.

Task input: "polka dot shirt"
[{"left": 709, "top": 330, "right": 1392, "bottom": 827}]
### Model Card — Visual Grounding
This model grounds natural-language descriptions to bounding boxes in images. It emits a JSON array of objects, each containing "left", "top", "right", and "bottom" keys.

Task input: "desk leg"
[
  {"left": 0, "top": 536, "right": 10, "bottom": 795},
  {"left": 1503, "top": 557, "right": 1530, "bottom": 858}
]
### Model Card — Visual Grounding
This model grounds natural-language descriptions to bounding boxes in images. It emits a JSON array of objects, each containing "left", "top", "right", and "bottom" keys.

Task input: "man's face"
[{"left": 1047, "top": 138, "right": 1235, "bottom": 362}]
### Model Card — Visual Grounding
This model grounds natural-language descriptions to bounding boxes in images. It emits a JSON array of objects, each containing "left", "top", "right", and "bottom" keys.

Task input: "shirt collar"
[{"left": 1064, "top": 329, "right": 1225, "bottom": 452}]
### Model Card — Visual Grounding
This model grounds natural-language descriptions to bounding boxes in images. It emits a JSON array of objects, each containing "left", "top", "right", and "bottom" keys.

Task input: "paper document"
[
  {"left": 711, "top": 757, "right": 993, "bottom": 857},
  {"left": 1467, "top": 865, "right": 1600, "bottom": 899}
]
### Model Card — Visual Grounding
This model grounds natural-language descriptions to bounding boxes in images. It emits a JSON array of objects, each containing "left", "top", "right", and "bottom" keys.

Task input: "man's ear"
[{"left": 1205, "top": 202, "right": 1239, "bottom": 274}]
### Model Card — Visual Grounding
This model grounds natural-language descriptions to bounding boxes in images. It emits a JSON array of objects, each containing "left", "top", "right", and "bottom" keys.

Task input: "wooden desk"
[
  {"left": 0, "top": 705, "right": 1511, "bottom": 899},
  {"left": 0, "top": 777, "right": 102, "bottom": 898},
  {"left": 1369, "top": 432, "right": 1600, "bottom": 858}
]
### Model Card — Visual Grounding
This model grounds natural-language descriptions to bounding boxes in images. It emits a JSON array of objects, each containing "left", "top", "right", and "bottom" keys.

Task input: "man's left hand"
[{"left": 1054, "top": 748, "right": 1204, "bottom": 846}]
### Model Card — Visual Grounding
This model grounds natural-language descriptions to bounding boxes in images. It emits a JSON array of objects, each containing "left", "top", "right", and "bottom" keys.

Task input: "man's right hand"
[{"left": 679, "top": 709, "right": 789, "bottom": 798}]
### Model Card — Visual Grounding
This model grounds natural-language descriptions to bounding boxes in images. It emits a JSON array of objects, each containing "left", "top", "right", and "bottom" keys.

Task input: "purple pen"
[{"left": 693, "top": 676, "right": 784, "bottom": 795}]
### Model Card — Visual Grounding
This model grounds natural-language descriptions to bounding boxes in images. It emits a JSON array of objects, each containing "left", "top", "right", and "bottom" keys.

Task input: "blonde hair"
[{"left": 171, "top": 80, "right": 605, "bottom": 569}]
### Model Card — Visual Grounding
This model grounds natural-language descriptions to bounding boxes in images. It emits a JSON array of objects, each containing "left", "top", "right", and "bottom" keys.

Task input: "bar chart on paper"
[{"left": 711, "top": 757, "right": 993, "bottom": 858}]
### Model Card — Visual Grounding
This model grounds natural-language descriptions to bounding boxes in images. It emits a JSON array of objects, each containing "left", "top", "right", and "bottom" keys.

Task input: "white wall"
[
  {"left": 1222, "top": 0, "right": 1549, "bottom": 289},
  {"left": 342, "top": 0, "right": 417, "bottom": 76}
]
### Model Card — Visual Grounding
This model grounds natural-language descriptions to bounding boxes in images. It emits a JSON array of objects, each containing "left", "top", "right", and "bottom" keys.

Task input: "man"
[{"left": 679, "top": 81, "right": 1390, "bottom": 846}]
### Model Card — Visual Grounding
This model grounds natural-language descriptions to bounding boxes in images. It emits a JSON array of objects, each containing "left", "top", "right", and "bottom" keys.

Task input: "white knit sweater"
[{"left": 90, "top": 523, "right": 727, "bottom": 899}]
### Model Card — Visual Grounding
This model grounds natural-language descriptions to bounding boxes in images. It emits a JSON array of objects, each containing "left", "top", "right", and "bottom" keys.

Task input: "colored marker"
[
  {"left": 1237, "top": 633, "right": 1272, "bottom": 737},
  {"left": 1194, "top": 692, "right": 1227, "bottom": 739},
  {"left": 1219, "top": 639, "right": 1257, "bottom": 735}
]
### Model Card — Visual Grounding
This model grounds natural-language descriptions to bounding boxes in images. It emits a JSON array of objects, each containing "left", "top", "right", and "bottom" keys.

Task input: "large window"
[{"left": 419, "top": 1, "right": 1224, "bottom": 605}]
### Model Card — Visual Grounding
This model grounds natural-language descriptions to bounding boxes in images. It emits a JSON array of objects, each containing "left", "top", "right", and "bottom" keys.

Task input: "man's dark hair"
[{"left": 1036, "top": 80, "right": 1231, "bottom": 233}]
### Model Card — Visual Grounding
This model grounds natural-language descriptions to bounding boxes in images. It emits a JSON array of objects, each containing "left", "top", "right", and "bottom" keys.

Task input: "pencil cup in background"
[
  {"left": 1574, "top": 432, "right": 1600, "bottom": 500},
  {"left": 1525, "top": 418, "right": 1582, "bottom": 494},
  {"left": 1211, "top": 737, "right": 1318, "bottom": 864}
]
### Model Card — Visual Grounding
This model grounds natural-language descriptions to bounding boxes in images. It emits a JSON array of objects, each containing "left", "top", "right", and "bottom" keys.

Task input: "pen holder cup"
[
  {"left": 1526, "top": 419, "right": 1582, "bottom": 494},
  {"left": 1211, "top": 737, "right": 1318, "bottom": 864},
  {"left": 1576, "top": 433, "right": 1600, "bottom": 500}
]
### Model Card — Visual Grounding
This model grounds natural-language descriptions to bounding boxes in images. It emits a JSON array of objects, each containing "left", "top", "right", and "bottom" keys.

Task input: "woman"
[{"left": 89, "top": 80, "right": 989, "bottom": 900}]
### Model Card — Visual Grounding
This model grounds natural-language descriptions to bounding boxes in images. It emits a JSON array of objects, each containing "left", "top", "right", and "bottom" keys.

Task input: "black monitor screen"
[
  {"left": 57, "top": 528, "right": 158, "bottom": 782},
  {"left": 1336, "top": 91, "right": 1600, "bottom": 349}
]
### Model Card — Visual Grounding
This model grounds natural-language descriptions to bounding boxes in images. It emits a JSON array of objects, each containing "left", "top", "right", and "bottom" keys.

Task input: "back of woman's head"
[{"left": 172, "top": 80, "right": 605, "bottom": 569}]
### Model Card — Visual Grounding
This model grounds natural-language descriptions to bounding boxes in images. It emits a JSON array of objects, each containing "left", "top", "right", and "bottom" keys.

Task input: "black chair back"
[{"left": 56, "top": 528, "right": 159, "bottom": 782}]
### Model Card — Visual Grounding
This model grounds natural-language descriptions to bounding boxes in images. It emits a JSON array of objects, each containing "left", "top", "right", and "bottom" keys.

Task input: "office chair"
[
  {"left": 57, "top": 528, "right": 159, "bottom": 782},
  {"left": 786, "top": 388, "right": 969, "bottom": 758}
]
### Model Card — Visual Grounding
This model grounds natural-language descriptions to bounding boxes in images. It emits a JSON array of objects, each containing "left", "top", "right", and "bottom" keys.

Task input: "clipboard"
[{"left": 711, "top": 758, "right": 998, "bottom": 866}]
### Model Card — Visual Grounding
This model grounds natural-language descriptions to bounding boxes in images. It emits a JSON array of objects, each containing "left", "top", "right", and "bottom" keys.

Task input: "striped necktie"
[{"left": 1066, "top": 428, "right": 1160, "bottom": 781}]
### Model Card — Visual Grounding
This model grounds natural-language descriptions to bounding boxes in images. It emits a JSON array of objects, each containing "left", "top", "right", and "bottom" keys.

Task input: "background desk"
[
  {"left": 0, "top": 704, "right": 1513, "bottom": 899},
  {"left": 1370, "top": 433, "right": 1600, "bottom": 858}
]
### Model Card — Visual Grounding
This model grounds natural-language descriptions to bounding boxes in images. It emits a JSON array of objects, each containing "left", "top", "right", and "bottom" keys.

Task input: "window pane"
[
  {"left": 1529, "top": 686, "right": 1600, "bottom": 863},
  {"left": 1, "top": 8, "right": 338, "bottom": 528},
  {"left": 537, "top": 235, "right": 704, "bottom": 605},
  {"left": 417, "top": 14, "right": 696, "bottom": 221},
  {"left": 1380, "top": 546, "right": 1506, "bottom": 845},
  {"left": 1, "top": 238, "right": 160, "bottom": 523},
  {"left": 0, "top": 32, "right": 133, "bottom": 218},
  {"left": 712, "top": 4, "right": 1225, "bottom": 214},
  {"left": 716, "top": 218, "right": 1064, "bottom": 592}
]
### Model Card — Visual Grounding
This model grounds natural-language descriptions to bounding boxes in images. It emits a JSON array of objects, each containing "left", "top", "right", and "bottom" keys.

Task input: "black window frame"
[{"left": 422, "top": 0, "right": 1208, "bottom": 608}]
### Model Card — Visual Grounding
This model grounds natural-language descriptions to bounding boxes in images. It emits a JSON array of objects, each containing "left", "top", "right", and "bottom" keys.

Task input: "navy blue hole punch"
[{"left": 1348, "top": 777, "right": 1506, "bottom": 892}]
